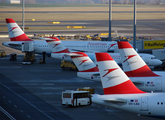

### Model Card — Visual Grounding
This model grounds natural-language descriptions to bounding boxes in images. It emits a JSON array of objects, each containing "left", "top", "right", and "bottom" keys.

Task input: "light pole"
[
  {"left": 109, "top": 0, "right": 112, "bottom": 41},
  {"left": 22, "top": 0, "right": 25, "bottom": 31},
  {"left": 133, "top": 0, "right": 136, "bottom": 49}
]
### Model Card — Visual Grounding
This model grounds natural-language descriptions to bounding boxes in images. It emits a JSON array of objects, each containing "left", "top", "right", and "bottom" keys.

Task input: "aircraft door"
[
  {"left": 141, "top": 96, "right": 148, "bottom": 111},
  {"left": 156, "top": 79, "right": 162, "bottom": 91}
]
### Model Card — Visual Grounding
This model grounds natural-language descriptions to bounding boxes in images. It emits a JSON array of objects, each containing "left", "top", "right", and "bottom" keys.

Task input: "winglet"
[
  {"left": 70, "top": 52, "right": 99, "bottom": 72},
  {"left": 6, "top": 18, "right": 32, "bottom": 41},
  {"left": 46, "top": 39, "right": 70, "bottom": 53},
  {"left": 117, "top": 41, "right": 159, "bottom": 77},
  {"left": 95, "top": 53, "right": 146, "bottom": 95}
]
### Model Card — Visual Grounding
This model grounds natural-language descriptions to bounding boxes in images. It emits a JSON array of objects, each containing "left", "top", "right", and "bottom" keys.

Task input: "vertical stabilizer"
[
  {"left": 95, "top": 53, "right": 146, "bottom": 94},
  {"left": 6, "top": 18, "right": 32, "bottom": 41},
  {"left": 46, "top": 39, "right": 70, "bottom": 53},
  {"left": 70, "top": 52, "right": 99, "bottom": 72},
  {"left": 117, "top": 41, "right": 159, "bottom": 77}
]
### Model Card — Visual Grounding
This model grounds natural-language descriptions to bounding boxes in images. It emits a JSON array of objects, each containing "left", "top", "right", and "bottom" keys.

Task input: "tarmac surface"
[{"left": 0, "top": 45, "right": 159, "bottom": 120}]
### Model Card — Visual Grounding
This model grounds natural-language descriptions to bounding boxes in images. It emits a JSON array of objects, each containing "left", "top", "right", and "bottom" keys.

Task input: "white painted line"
[
  {"left": 8, "top": 100, "right": 11, "bottom": 103},
  {"left": 0, "top": 82, "right": 54, "bottom": 120},
  {"left": 14, "top": 105, "right": 17, "bottom": 108},
  {"left": 0, "top": 106, "right": 16, "bottom": 120},
  {"left": 27, "top": 115, "right": 31, "bottom": 118},
  {"left": 3, "top": 96, "right": 6, "bottom": 99},
  {"left": 20, "top": 110, "right": 23, "bottom": 112}
]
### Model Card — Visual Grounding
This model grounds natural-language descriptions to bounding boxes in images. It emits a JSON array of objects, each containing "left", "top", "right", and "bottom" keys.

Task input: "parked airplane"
[
  {"left": 92, "top": 52, "right": 165, "bottom": 118},
  {"left": 46, "top": 38, "right": 162, "bottom": 68},
  {"left": 117, "top": 41, "right": 165, "bottom": 92},
  {"left": 70, "top": 50, "right": 165, "bottom": 92},
  {"left": 3, "top": 18, "right": 119, "bottom": 55}
]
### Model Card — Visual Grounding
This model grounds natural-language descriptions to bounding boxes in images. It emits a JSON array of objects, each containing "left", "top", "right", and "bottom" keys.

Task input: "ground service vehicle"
[
  {"left": 61, "top": 60, "right": 77, "bottom": 70},
  {"left": 9, "top": 53, "right": 17, "bottom": 61},
  {"left": 62, "top": 90, "right": 92, "bottom": 107},
  {"left": 22, "top": 52, "right": 35, "bottom": 65},
  {"left": 77, "top": 87, "right": 95, "bottom": 94},
  {"left": 0, "top": 50, "right": 7, "bottom": 57}
]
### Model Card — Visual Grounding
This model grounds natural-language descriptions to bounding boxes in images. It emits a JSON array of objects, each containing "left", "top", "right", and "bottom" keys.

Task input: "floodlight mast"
[
  {"left": 133, "top": 0, "right": 136, "bottom": 49},
  {"left": 109, "top": 0, "right": 112, "bottom": 41},
  {"left": 22, "top": 0, "right": 25, "bottom": 31}
]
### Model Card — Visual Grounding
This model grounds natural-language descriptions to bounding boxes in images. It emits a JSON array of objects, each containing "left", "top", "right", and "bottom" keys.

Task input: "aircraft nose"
[{"left": 155, "top": 59, "right": 162, "bottom": 66}]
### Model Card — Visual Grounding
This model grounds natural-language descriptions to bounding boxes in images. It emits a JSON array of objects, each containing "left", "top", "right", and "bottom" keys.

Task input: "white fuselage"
[
  {"left": 78, "top": 71, "right": 165, "bottom": 92},
  {"left": 92, "top": 93, "right": 165, "bottom": 118},
  {"left": 2, "top": 40, "right": 162, "bottom": 67}
]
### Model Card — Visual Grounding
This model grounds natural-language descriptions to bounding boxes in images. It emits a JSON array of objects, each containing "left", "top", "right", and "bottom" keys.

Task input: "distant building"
[{"left": 10, "top": 0, "right": 20, "bottom": 4}]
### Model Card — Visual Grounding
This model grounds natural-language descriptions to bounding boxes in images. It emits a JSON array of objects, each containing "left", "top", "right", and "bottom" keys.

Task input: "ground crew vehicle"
[
  {"left": 9, "top": 53, "right": 17, "bottom": 61},
  {"left": 62, "top": 90, "right": 92, "bottom": 107},
  {"left": 0, "top": 50, "right": 7, "bottom": 57},
  {"left": 61, "top": 60, "right": 77, "bottom": 70},
  {"left": 22, "top": 52, "right": 35, "bottom": 64},
  {"left": 77, "top": 87, "right": 95, "bottom": 94}
]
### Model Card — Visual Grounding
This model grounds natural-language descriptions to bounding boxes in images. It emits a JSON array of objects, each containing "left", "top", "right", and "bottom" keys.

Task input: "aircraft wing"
[{"left": 103, "top": 99, "right": 127, "bottom": 103}]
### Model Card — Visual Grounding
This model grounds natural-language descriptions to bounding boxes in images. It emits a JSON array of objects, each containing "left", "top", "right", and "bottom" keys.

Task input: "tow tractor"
[{"left": 61, "top": 60, "right": 77, "bottom": 70}]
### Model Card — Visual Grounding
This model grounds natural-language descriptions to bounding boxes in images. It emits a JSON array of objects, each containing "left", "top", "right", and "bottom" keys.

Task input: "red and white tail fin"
[
  {"left": 117, "top": 41, "right": 159, "bottom": 77},
  {"left": 95, "top": 53, "right": 146, "bottom": 95},
  {"left": 69, "top": 52, "right": 99, "bottom": 72},
  {"left": 46, "top": 39, "right": 70, "bottom": 53},
  {"left": 6, "top": 18, "right": 32, "bottom": 41}
]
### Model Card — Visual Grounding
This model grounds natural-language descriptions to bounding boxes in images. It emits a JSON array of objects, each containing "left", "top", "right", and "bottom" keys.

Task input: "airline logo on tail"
[
  {"left": 123, "top": 55, "right": 137, "bottom": 62},
  {"left": 79, "top": 59, "right": 88, "bottom": 66},
  {"left": 9, "top": 27, "right": 17, "bottom": 32},
  {"left": 103, "top": 68, "right": 118, "bottom": 77},
  {"left": 53, "top": 43, "right": 60, "bottom": 48},
  {"left": 108, "top": 43, "right": 116, "bottom": 49}
]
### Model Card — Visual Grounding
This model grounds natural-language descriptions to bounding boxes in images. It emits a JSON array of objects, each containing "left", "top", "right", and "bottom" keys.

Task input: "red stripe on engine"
[
  {"left": 125, "top": 65, "right": 159, "bottom": 77},
  {"left": 96, "top": 53, "right": 113, "bottom": 62},
  {"left": 103, "top": 80, "right": 146, "bottom": 94},
  {"left": 117, "top": 41, "right": 132, "bottom": 49},
  {"left": 10, "top": 34, "right": 32, "bottom": 41}
]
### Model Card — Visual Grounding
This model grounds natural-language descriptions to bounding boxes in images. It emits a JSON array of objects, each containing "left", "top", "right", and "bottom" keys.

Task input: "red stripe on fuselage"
[
  {"left": 125, "top": 65, "right": 159, "bottom": 77},
  {"left": 103, "top": 80, "right": 146, "bottom": 94}
]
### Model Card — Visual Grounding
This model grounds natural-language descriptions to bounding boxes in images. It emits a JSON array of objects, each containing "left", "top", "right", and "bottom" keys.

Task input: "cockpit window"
[{"left": 151, "top": 57, "right": 156, "bottom": 59}]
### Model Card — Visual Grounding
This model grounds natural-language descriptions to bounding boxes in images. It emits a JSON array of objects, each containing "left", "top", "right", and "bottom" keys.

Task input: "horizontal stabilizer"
[
  {"left": 132, "top": 81, "right": 144, "bottom": 85},
  {"left": 9, "top": 43, "right": 22, "bottom": 46},
  {"left": 64, "top": 53, "right": 83, "bottom": 57},
  {"left": 103, "top": 99, "right": 127, "bottom": 103}
]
